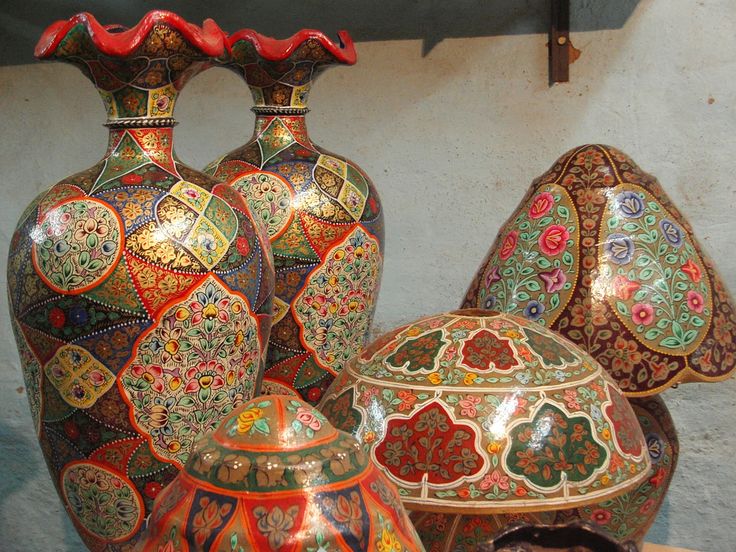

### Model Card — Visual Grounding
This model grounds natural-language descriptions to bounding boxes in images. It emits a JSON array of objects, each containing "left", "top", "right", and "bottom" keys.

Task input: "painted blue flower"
[
  {"left": 605, "top": 233, "right": 635, "bottom": 265},
  {"left": 53, "top": 239, "right": 71, "bottom": 256},
  {"left": 515, "top": 371, "right": 531, "bottom": 385},
  {"left": 647, "top": 433, "right": 664, "bottom": 462},
  {"left": 590, "top": 405, "right": 602, "bottom": 421},
  {"left": 100, "top": 240, "right": 117, "bottom": 256},
  {"left": 659, "top": 219, "right": 683, "bottom": 248},
  {"left": 615, "top": 191, "right": 645, "bottom": 218},
  {"left": 68, "top": 306, "right": 88, "bottom": 326},
  {"left": 483, "top": 295, "right": 497, "bottom": 310},
  {"left": 523, "top": 300, "right": 545, "bottom": 321}
]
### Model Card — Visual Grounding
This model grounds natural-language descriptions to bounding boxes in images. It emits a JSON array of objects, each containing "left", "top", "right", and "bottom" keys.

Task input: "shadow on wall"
[{"left": 0, "top": 0, "right": 640, "bottom": 65}]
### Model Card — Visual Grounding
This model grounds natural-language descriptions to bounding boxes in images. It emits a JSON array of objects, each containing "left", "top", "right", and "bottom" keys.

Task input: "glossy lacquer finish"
[
  {"left": 319, "top": 309, "right": 650, "bottom": 514},
  {"left": 7, "top": 12, "right": 274, "bottom": 550},
  {"left": 205, "top": 30, "right": 383, "bottom": 405},
  {"left": 410, "top": 395, "right": 678, "bottom": 551},
  {"left": 462, "top": 145, "right": 736, "bottom": 395},
  {"left": 137, "top": 395, "right": 425, "bottom": 552}
]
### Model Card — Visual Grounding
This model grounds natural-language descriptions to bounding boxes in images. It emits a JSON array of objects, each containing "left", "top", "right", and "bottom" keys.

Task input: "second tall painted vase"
[
  {"left": 7, "top": 12, "right": 274, "bottom": 551},
  {"left": 206, "top": 30, "right": 384, "bottom": 404}
]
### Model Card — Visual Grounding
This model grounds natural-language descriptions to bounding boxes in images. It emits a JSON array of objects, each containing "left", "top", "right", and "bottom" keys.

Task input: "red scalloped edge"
[
  {"left": 227, "top": 29, "right": 356, "bottom": 65},
  {"left": 35, "top": 10, "right": 225, "bottom": 59}
]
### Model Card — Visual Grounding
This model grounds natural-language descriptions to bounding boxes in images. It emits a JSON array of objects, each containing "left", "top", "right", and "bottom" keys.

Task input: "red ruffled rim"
[
  {"left": 35, "top": 10, "right": 225, "bottom": 59},
  {"left": 227, "top": 28, "right": 356, "bottom": 65}
]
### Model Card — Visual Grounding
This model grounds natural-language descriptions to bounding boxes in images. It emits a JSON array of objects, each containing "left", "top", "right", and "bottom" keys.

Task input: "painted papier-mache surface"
[
  {"left": 320, "top": 310, "right": 651, "bottom": 515},
  {"left": 410, "top": 395, "right": 677, "bottom": 551},
  {"left": 137, "top": 395, "right": 425, "bottom": 552},
  {"left": 462, "top": 145, "right": 736, "bottom": 395},
  {"left": 205, "top": 29, "right": 383, "bottom": 405},
  {"left": 7, "top": 11, "right": 274, "bottom": 550}
]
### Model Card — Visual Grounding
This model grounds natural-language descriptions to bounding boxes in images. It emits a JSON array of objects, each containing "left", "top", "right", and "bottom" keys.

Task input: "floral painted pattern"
[
  {"left": 43, "top": 344, "right": 115, "bottom": 408},
  {"left": 138, "top": 395, "right": 422, "bottom": 551},
  {"left": 320, "top": 311, "right": 650, "bottom": 512},
  {"left": 601, "top": 185, "right": 712, "bottom": 354},
  {"left": 230, "top": 171, "right": 294, "bottom": 239},
  {"left": 375, "top": 402, "right": 484, "bottom": 486},
  {"left": 294, "top": 226, "right": 381, "bottom": 374},
  {"left": 463, "top": 144, "right": 736, "bottom": 394},
  {"left": 120, "top": 276, "right": 261, "bottom": 466},
  {"left": 61, "top": 461, "right": 144, "bottom": 542},
  {"left": 505, "top": 403, "right": 607, "bottom": 488},
  {"left": 32, "top": 198, "right": 123, "bottom": 293},
  {"left": 476, "top": 184, "right": 579, "bottom": 326}
]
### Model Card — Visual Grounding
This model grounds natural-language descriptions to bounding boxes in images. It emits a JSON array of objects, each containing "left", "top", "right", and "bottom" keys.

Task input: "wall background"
[{"left": 1, "top": 1, "right": 734, "bottom": 550}]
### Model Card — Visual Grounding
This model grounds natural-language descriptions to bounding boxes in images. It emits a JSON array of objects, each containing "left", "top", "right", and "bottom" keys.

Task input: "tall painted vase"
[
  {"left": 463, "top": 144, "right": 736, "bottom": 396},
  {"left": 7, "top": 12, "right": 274, "bottom": 550},
  {"left": 205, "top": 29, "right": 383, "bottom": 404}
]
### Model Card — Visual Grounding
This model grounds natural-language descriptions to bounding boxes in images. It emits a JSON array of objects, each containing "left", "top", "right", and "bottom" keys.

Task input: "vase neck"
[
  {"left": 252, "top": 114, "right": 313, "bottom": 148},
  {"left": 105, "top": 127, "right": 177, "bottom": 165}
]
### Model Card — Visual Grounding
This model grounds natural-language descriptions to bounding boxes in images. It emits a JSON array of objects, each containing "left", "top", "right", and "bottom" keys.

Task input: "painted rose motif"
[
  {"left": 529, "top": 192, "right": 554, "bottom": 219},
  {"left": 538, "top": 225, "right": 569, "bottom": 256},
  {"left": 498, "top": 230, "right": 518, "bottom": 260},
  {"left": 473, "top": 184, "right": 579, "bottom": 327}
]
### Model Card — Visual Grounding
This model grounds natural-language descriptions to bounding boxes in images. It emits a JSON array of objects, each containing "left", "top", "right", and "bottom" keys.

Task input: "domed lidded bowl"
[
  {"left": 319, "top": 309, "right": 651, "bottom": 515},
  {"left": 409, "top": 394, "right": 678, "bottom": 550},
  {"left": 137, "top": 395, "right": 425, "bottom": 551},
  {"left": 462, "top": 144, "right": 736, "bottom": 395},
  {"left": 204, "top": 29, "right": 384, "bottom": 405}
]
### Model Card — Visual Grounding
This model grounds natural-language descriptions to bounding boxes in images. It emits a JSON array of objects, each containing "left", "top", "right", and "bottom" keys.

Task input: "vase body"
[
  {"left": 137, "top": 395, "right": 424, "bottom": 552},
  {"left": 320, "top": 310, "right": 650, "bottom": 515},
  {"left": 205, "top": 30, "right": 383, "bottom": 404},
  {"left": 462, "top": 145, "right": 736, "bottom": 395},
  {"left": 7, "top": 12, "right": 274, "bottom": 551},
  {"left": 410, "top": 395, "right": 678, "bottom": 551}
]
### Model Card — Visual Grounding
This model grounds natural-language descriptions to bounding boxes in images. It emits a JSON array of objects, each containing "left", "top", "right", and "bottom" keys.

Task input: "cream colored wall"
[{"left": 1, "top": 1, "right": 734, "bottom": 550}]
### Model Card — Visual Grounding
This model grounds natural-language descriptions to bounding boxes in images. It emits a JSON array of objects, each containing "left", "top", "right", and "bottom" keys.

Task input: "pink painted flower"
[
  {"left": 360, "top": 386, "right": 379, "bottom": 406},
  {"left": 397, "top": 390, "right": 417, "bottom": 412},
  {"left": 529, "top": 192, "right": 555, "bottom": 219},
  {"left": 681, "top": 259, "right": 702, "bottom": 283},
  {"left": 538, "top": 225, "right": 569, "bottom": 256},
  {"left": 499, "top": 231, "right": 519, "bottom": 261},
  {"left": 590, "top": 509, "right": 612, "bottom": 525},
  {"left": 295, "top": 406, "right": 322, "bottom": 431},
  {"left": 539, "top": 267, "right": 567, "bottom": 293},
  {"left": 130, "top": 364, "right": 165, "bottom": 393},
  {"left": 484, "top": 265, "right": 500, "bottom": 287},
  {"left": 458, "top": 395, "right": 481, "bottom": 416},
  {"left": 479, "top": 470, "right": 509, "bottom": 491},
  {"left": 631, "top": 303, "right": 654, "bottom": 325},
  {"left": 563, "top": 389, "right": 580, "bottom": 410},
  {"left": 687, "top": 290, "right": 705, "bottom": 313},
  {"left": 184, "top": 360, "right": 225, "bottom": 394}
]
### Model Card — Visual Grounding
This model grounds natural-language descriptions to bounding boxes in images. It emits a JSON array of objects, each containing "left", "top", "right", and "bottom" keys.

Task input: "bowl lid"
[{"left": 320, "top": 309, "right": 651, "bottom": 514}]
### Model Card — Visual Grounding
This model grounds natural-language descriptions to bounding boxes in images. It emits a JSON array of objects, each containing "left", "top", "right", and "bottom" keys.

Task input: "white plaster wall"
[{"left": 1, "top": 1, "right": 735, "bottom": 550}]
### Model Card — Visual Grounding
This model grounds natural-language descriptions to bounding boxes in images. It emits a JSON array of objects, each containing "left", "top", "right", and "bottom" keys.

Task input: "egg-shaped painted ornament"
[{"left": 462, "top": 145, "right": 735, "bottom": 396}]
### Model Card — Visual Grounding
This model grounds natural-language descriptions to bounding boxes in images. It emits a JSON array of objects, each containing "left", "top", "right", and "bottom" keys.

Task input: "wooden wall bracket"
[{"left": 549, "top": 0, "right": 579, "bottom": 85}]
